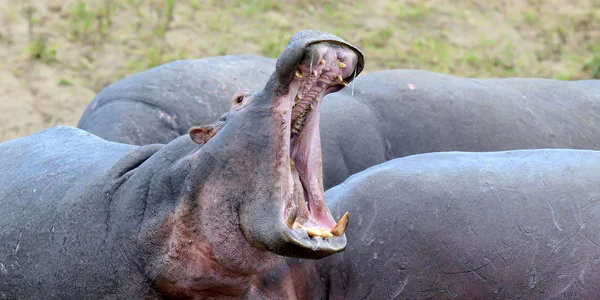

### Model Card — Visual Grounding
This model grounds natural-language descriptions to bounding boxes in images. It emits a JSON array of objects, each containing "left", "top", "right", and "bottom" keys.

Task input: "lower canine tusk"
[{"left": 331, "top": 212, "right": 349, "bottom": 236}]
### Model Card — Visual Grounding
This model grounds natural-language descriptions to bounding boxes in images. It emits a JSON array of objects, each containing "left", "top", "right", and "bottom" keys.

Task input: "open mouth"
[{"left": 279, "top": 42, "right": 359, "bottom": 254}]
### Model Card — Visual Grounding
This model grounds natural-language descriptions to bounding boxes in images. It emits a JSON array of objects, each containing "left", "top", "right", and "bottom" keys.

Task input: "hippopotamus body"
[
  {"left": 319, "top": 70, "right": 600, "bottom": 188},
  {"left": 0, "top": 30, "right": 364, "bottom": 299},
  {"left": 258, "top": 149, "right": 600, "bottom": 299},
  {"left": 78, "top": 62, "right": 600, "bottom": 189},
  {"left": 77, "top": 54, "right": 275, "bottom": 145}
]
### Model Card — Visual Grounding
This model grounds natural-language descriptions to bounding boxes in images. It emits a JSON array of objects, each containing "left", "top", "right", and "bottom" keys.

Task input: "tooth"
[
  {"left": 312, "top": 70, "right": 318, "bottom": 77},
  {"left": 319, "top": 58, "right": 326, "bottom": 65},
  {"left": 337, "top": 74, "right": 343, "bottom": 82},
  {"left": 337, "top": 61, "right": 347, "bottom": 68},
  {"left": 297, "top": 93, "right": 303, "bottom": 100},
  {"left": 331, "top": 212, "right": 349, "bottom": 237},
  {"left": 295, "top": 69, "right": 303, "bottom": 78},
  {"left": 308, "top": 103, "right": 313, "bottom": 110},
  {"left": 341, "top": 81, "right": 349, "bottom": 87},
  {"left": 305, "top": 227, "right": 333, "bottom": 239},
  {"left": 285, "top": 207, "right": 298, "bottom": 229}
]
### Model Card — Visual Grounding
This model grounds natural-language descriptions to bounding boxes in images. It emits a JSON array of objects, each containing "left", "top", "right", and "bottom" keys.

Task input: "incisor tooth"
[
  {"left": 312, "top": 70, "right": 318, "bottom": 77},
  {"left": 331, "top": 212, "right": 349, "bottom": 237},
  {"left": 305, "top": 227, "right": 333, "bottom": 239},
  {"left": 292, "top": 223, "right": 334, "bottom": 239},
  {"left": 337, "top": 61, "right": 347, "bottom": 68},
  {"left": 295, "top": 69, "right": 303, "bottom": 78},
  {"left": 319, "top": 58, "right": 326, "bottom": 65}
]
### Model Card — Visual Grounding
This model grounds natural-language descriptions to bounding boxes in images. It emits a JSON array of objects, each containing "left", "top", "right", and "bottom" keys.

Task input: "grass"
[
  {"left": 27, "top": 34, "right": 57, "bottom": 63},
  {"left": 5, "top": 0, "right": 600, "bottom": 94}
]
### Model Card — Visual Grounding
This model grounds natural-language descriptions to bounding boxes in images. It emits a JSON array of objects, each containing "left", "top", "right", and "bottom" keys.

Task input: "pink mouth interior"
[{"left": 284, "top": 43, "right": 357, "bottom": 233}]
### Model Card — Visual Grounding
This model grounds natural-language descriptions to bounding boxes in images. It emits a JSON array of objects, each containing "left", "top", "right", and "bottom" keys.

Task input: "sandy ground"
[{"left": 1, "top": 0, "right": 598, "bottom": 142}]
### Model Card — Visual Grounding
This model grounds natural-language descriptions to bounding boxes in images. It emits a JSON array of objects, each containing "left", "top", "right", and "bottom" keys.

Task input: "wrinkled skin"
[
  {"left": 78, "top": 54, "right": 275, "bottom": 145},
  {"left": 258, "top": 149, "right": 600, "bottom": 299},
  {"left": 78, "top": 65, "right": 600, "bottom": 190},
  {"left": 0, "top": 30, "right": 363, "bottom": 299}
]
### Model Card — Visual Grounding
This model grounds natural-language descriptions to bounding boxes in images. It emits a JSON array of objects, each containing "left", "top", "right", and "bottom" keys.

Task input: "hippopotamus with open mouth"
[{"left": 0, "top": 30, "right": 363, "bottom": 299}]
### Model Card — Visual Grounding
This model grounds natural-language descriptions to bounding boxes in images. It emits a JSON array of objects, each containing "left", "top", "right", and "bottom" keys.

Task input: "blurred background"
[{"left": 0, "top": 0, "right": 598, "bottom": 142}]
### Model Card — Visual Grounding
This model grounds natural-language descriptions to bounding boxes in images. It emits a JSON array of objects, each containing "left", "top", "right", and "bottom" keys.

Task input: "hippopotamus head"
[{"left": 186, "top": 30, "right": 363, "bottom": 262}]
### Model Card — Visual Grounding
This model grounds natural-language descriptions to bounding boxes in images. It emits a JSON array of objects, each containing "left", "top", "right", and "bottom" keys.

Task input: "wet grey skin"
[
  {"left": 0, "top": 30, "right": 363, "bottom": 299},
  {"left": 256, "top": 149, "right": 600, "bottom": 299},
  {"left": 78, "top": 63, "right": 600, "bottom": 190}
]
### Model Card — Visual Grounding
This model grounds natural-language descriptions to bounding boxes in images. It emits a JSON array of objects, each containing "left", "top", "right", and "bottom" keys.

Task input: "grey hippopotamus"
[
  {"left": 78, "top": 61, "right": 600, "bottom": 190},
  {"left": 257, "top": 149, "right": 600, "bottom": 299},
  {"left": 319, "top": 70, "right": 600, "bottom": 188},
  {"left": 77, "top": 54, "right": 276, "bottom": 145},
  {"left": 0, "top": 30, "right": 363, "bottom": 299}
]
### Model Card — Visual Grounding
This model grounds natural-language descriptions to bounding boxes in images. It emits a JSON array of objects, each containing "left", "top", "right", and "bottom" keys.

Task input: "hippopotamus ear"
[{"left": 188, "top": 124, "right": 221, "bottom": 146}]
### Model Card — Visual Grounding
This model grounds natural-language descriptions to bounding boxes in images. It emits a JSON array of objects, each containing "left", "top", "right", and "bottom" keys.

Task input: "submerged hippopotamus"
[
  {"left": 78, "top": 61, "right": 600, "bottom": 190},
  {"left": 0, "top": 30, "right": 363, "bottom": 299},
  {"left": 257, "top": 149, "right": 600, "bottom": 299}
]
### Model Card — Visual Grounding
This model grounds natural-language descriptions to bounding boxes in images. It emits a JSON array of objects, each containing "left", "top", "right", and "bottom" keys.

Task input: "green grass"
[
  {"left": 58, "top": 78, "right": 74, "bottom": 86},
  {"left": 27, "top": 35, "right": 57, "bottom": 63}
]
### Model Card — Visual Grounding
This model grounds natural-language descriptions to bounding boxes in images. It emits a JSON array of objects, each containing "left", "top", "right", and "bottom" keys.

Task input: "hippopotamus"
[
  {"left": 319, "top": 70, "right": 600, "bottom": 188},
  {"left": 78, "top": 62, "right": 600, "bottom": 190},
  {"left": 77, "top": 54, "right": 276, "bottom": 145},
  {"left": 257, "top": 149, "right": 600, "bottom": 299},
  {"left": 0, "top": 30, "right": 363, "bottom": 299}
]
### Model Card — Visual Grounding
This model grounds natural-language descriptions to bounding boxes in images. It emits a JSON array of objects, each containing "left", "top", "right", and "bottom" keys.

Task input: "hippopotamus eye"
[{"left": 236, "top": 95, "right": 244, "bottom": 103}]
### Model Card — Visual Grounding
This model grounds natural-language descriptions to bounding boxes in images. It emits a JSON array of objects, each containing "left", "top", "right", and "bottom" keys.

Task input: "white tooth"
[
  {"left": 337, "top": 61, "right": 347, "bottom": 68},
  {"left": 319, "top": 58, "right": 326, "bottom": 65},
  {"left": 312, "top": 70, "right": 318, "bottom": 77},
  {"left": 295, "top": 69, "right": 303, "bottom": 78},
  {"left": 331, "top": 212, "right": 349, "bottom": 237}
]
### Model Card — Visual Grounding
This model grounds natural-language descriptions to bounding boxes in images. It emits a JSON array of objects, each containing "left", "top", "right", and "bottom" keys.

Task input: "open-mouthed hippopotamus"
[
  {"left": 77, "top": 54, "right": 276, "bottom": 145},
  {"left": 257, "top": 149, "right": 600, "bottom": 299},
  {"left": 78, "top": 61, "right": 600, "bottom": 190},
  {"left": 0, "top": 30, "right": 363, "bottom": 299}
]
